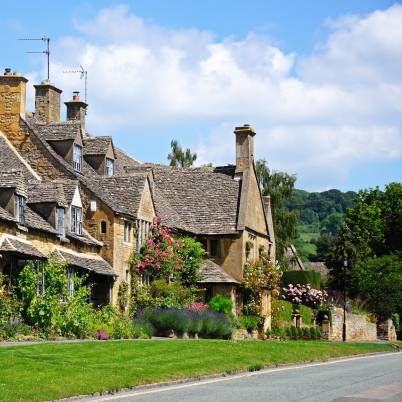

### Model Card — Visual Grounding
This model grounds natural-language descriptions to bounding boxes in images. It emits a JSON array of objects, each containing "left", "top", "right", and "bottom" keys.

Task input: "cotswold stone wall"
[{"left": 328, "top": 311, "right": 377, "bottom": 341}]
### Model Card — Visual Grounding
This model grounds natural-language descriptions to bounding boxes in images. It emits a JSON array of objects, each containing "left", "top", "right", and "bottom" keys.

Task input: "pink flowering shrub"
[
  {"left": 282, "top": 283, "right": 328, "bottom": 308},
  {"left": 187, "top": 302, "right": 207, "bottom": 312},
  {"left": 131, "top": 216, "right": 184, "bottom": 279}
]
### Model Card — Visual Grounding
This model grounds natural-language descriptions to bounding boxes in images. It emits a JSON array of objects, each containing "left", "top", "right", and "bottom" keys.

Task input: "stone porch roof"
[
  {"left": 0, "top": 235, "right": 45, "bottom": 259},
  {"left": 198, "top": 260, "right": 240, "bottom": 284},
  {"left": 53, "top": 248, "right": 115, "bottom": 277}
]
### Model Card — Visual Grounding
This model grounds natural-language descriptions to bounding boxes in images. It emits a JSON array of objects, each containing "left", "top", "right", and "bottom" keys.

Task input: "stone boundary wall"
[
  {"left": 327, "top": 312, "right": 377, "bottom": 341},
  {"left": 378, "top": 319, "right": 397, "bottom": 341}
]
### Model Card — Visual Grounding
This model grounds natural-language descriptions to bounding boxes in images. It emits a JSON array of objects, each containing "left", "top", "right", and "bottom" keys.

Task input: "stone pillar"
[
  {"left": 322, "top": 318, "right": 330, "bottom": 340},
  {"left": 34, "top": 81, "right": 62, "bottom": 123}
]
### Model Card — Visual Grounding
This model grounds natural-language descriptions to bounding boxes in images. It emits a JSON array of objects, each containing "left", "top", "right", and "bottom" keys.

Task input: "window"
[
  {"left": 209, "top": 239, "right": 221, "bottom": 258},
  {"left": 73, "top": 144, "right": 82, "bottom": 172},
  {"left": 15, "top": 195, "right": 26, "bottom": 225},
  {"left": 100, "top": 221, "right": 107, "bottom": 235},
  {"left": 124, "top": 221, "right": 131, "bottom": 243},
  {"left": 67, "top": 266, "right": 74, "bottom": 296},
  {"left": 105, "top": 158, "right": 114, "bottom": 176},
  {"left": 71, "top": 206, "right": 83, "bottom": 235},
  {"left": 56, "top": 207, "right": 65, "bottom": 237}
]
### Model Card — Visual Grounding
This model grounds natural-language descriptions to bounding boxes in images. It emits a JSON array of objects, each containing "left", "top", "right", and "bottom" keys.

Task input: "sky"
[{"left": 1, "top": 0, "right": 402, "bottom": 191}]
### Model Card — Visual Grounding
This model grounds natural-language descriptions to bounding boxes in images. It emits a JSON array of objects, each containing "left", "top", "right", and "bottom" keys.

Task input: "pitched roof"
[
  {"left": 90, "top": 175, "right": 147, "bottom": 218},
  {"left": 31, "top": 121, "right": 81, "bottom": 141},
  {"left": 303, "top": 262, "right": 330, "bottom": 277},
  {"left": 198, "top": 260, "right": 240, "bottom": 284},
  {"left": 54, "top": 180, "right": 79, "bottom": 205},
  {"left": 149, "top": 167, "right": 241, "bottom": 235},
  {"left": 114, "top": 147, "right": 141, "bottom": 175},
  {"left": 0, "top": 206, "right": 16, "bottom": 223},
  {"left": 0, "top": 170, "right": 27, "bottom": 197},
  {"left": 25, "top": 206, "right": 58, "bottom": 234},
  {"left": 27, "top": 181, "right": 67, "bottom": 207},
  {"left": 84, "top": 136, "right": 113, "bottom": 156},
  {"left": 53, "top": 248, "right": 115, "bottom": 276},
  {"left": 0, "top": 235, "right": 45, "bottom": 258}
]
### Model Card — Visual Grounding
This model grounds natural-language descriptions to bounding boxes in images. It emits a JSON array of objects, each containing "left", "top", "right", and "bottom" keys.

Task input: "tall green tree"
[
  {"left": 167, "top": 140, "right": 197, "bottom": 167},
  {"left": 255, "top": 159, "right": 298, "bottom": 267},
  {"left": 327, "top": 182, "right": 402, "bottom": 318}
]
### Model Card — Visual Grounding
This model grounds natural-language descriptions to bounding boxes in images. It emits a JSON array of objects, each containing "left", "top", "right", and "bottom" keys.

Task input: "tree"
[
  {"left": 327, "top": 183, "right": 402, "bottom": 319},
  {"left": 255, "top": 159, "right": 298, "bottom": 266},
  {"left": 167, "top": 139, "right": 197, "bottom": 167}
]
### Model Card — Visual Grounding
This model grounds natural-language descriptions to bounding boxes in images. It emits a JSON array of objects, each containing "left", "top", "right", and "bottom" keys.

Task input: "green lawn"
[{"left": 0, "top": 340, "right": 396, "bottom": 401}]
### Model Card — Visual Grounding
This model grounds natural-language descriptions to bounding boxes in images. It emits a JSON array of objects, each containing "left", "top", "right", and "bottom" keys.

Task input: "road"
[{"left": 78, "top": 352, "right": 402, "bottom": 402}]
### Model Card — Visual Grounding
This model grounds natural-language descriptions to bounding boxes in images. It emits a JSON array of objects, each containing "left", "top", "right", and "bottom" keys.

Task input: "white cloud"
[{"left": 29, "top": 4, "right": 402, "bottom": 189}]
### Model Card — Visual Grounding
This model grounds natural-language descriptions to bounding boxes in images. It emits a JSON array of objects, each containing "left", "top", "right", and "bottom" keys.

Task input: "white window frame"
[
  {"left": 71, "top": 206, "right": 83, "bottom": 235},
  {"left": 105, "top": 158, "right": 114, "bottom": 176},
  {"left": 73, "top": 144, "right": 82, "bottom": 172},
  {"left": 56, "top": 207, "right": 65, "bottom": 237}
]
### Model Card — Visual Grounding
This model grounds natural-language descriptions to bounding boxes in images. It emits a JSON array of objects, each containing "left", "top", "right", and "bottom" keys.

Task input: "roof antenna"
[
  {"left": 63, "top": 66, "right": 88, "bottom": 104},
  {"left": 18, "top": 36, "right": 50, "bottom": 81}
]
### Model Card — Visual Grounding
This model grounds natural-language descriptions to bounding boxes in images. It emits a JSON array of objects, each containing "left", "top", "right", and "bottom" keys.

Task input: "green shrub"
[
  {"left": 241, "top": 316, "right": 259, "bottom": 333},
  {"left": 299, "top": 304, "right": 313, "bottom": 326},
  {"left": 272, "top": 299, "right": 293, "bottom": 327},
  {"left": 315, "top": 327, "right": 322, "bottom": 339},
  {"left": 309, "top": 327, "right": 317, "bottom": 340},
  {"left": 316, "top": 308, "right": 332, "bottom": 325},
  {"left": 391, "top": 313, "right": 400, "bottom": 332},
  {"left": 150, "top": 279, "right": 195, "bottom": 308},
  {"left": 208, "top": 294, "right": 233, "bottom": 316},
  {"left": 281, "top": 270, "right": 321, "bottom": 289},
  {"left": 302, "top": 327, "right": 310, "bottom": 339},
  {"left": 296, "top": 327, "right": 303, "bottom": 339},
  {"left": 290, "top": 326, "right": 297, "bottom": 338},
  {"left": 285, "top": 327, "right": 292, "bottom": 338}
]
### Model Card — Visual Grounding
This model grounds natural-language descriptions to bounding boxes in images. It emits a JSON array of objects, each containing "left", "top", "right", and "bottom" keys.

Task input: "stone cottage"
[{"left": 0, "top": 67, "right": 275, "bottom": 314}]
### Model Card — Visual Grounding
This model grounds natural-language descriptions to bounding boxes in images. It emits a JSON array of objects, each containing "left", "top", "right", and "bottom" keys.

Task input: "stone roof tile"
[
  {"left": 198, "top": 260, "right": 239, "bottom": 284},
  {"left": 84, "top": 136, "right": 113, "bottom": 156}
]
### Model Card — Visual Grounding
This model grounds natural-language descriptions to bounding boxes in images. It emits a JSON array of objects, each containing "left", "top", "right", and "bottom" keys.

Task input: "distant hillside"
[{"left": 286, "top": 189, "right": 357, "bottom": 261}]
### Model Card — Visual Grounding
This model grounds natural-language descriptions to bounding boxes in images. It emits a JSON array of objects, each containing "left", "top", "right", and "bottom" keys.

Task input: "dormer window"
[
  {"left": 56, "top": 207, "right": 65, "bottom": 237},
  {"left": 73, "top": 144, "right": 82, "bottom": 172},
  {"left": 71, "top": 206, "right": 82, "bottom": 235},
  {"left": 15, "top": 195, "right": 26, "bottom": 225},
  {"left": 105, "top": 158, "right": 114, "bottom": 176}
]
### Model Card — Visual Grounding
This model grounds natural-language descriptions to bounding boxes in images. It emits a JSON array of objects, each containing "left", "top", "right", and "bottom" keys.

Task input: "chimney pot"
[
  {"left": 4, "top": 68, "right": 12, "bottom": 75},
  {"left": 65, "top": 92, "right": 87, "bottom": 129}
]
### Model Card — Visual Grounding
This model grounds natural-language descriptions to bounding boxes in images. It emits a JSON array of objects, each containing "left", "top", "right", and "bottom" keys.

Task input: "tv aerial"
[
  {"left": 18, "top": 36, "right": 50, "bottom": 81},
  {"left": 63, "top": 65, "right": 88, "bottom": 104}
]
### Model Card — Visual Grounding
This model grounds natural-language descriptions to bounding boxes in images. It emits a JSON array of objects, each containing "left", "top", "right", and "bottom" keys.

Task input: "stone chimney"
[
  {"left": 34, "top": 80, "right": 62, "bottom": 123},
  {"left": 234, "top": 124, "right": 256, "bottom": 174},
  {"left": 64, "top": 91, "right": 87, "bottom": 129},
  {"left": 0, "top": 68, "right": 28, "bottom": 138}
]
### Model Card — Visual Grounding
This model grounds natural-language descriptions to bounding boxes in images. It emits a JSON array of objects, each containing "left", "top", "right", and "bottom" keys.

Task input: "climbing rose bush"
[
  {"left": 132, "top": 216, "right": 183, "bottom": 278},
  {"left": 282, "top": 283, "right": 328, "bottom": 308}
]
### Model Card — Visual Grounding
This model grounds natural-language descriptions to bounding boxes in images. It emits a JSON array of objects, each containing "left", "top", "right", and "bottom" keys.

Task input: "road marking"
[
  {"left": 83, "top": 352, "right": 401, "bottom": 402},
  {"left": 347, "top": 380, "right": 402, "bottom": 400}
]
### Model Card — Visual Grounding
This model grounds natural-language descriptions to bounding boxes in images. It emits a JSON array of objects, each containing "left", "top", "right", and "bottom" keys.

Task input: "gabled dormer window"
[
  {"left": 56, "top": 207, "right": 66, "bottom": 237},
  {"left": 71, "top": 206, "right": 82, "bottom": 235},
  {"left": 15, "top": 195, "right": 26, "bottom": 226},
  {"left": 106, "top": 158, "right": 114, "bottom": 176},
  {"left": 73, "top": 144, "right": 82, "bottom": 172}
]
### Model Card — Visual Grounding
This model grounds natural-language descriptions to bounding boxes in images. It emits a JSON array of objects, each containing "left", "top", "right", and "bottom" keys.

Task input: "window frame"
[
  {"left": 15, "top": 194, "right": 26, "bottom": 226},
  {"left": 124, "top": 221, "right": 132, "bottom": 243},
  {"left": 56, "top": 207, "right": 66, "bottom": 237},
  {"left": 73, "top": 144, "right": 82, "bottom": 172},
  {"left": 71, "top": 206, "right": 83, "bottom": 235},
  {"left": 105, "top": 158, "right": 114, "bottom": 176},
  {"left": 209, "top": 239, "right": 221, "bottom": 258}
]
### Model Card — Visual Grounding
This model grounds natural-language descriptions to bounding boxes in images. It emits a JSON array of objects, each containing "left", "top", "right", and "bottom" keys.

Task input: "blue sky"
[{"left": 1, "top": 0, "right": 401, "bottom": 191}]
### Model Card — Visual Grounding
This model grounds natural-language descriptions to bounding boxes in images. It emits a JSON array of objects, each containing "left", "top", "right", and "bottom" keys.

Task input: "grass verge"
[{"left": 0, "top": 340, "right": 396, "bottom": 401}]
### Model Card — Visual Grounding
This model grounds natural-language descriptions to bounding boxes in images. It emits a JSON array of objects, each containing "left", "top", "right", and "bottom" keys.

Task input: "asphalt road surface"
[{"left": 78, "top": 352, "right": 402, "bottom": 402}]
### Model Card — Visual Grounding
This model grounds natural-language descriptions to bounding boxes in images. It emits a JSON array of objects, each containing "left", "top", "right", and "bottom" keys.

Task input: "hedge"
[
  {"left": 299, "top": 304, "right": 313, "bottom": 326},
  {"left": 272, "top": 300, "right": 313, "bottom": 327},
  {"left": 281, "top": 270, "right": 321, "bottom": 289}
]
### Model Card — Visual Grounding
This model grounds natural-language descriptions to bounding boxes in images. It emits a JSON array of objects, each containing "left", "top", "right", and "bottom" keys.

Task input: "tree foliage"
[
  {"left": 255, "top": 159, "right": 298, "bottom": 265},
  {"left": 167, "top": 139, "right": 197, "bottom": 167},
  {"left": 327, "top": 182, "right": 402, "bottom": 319}
]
